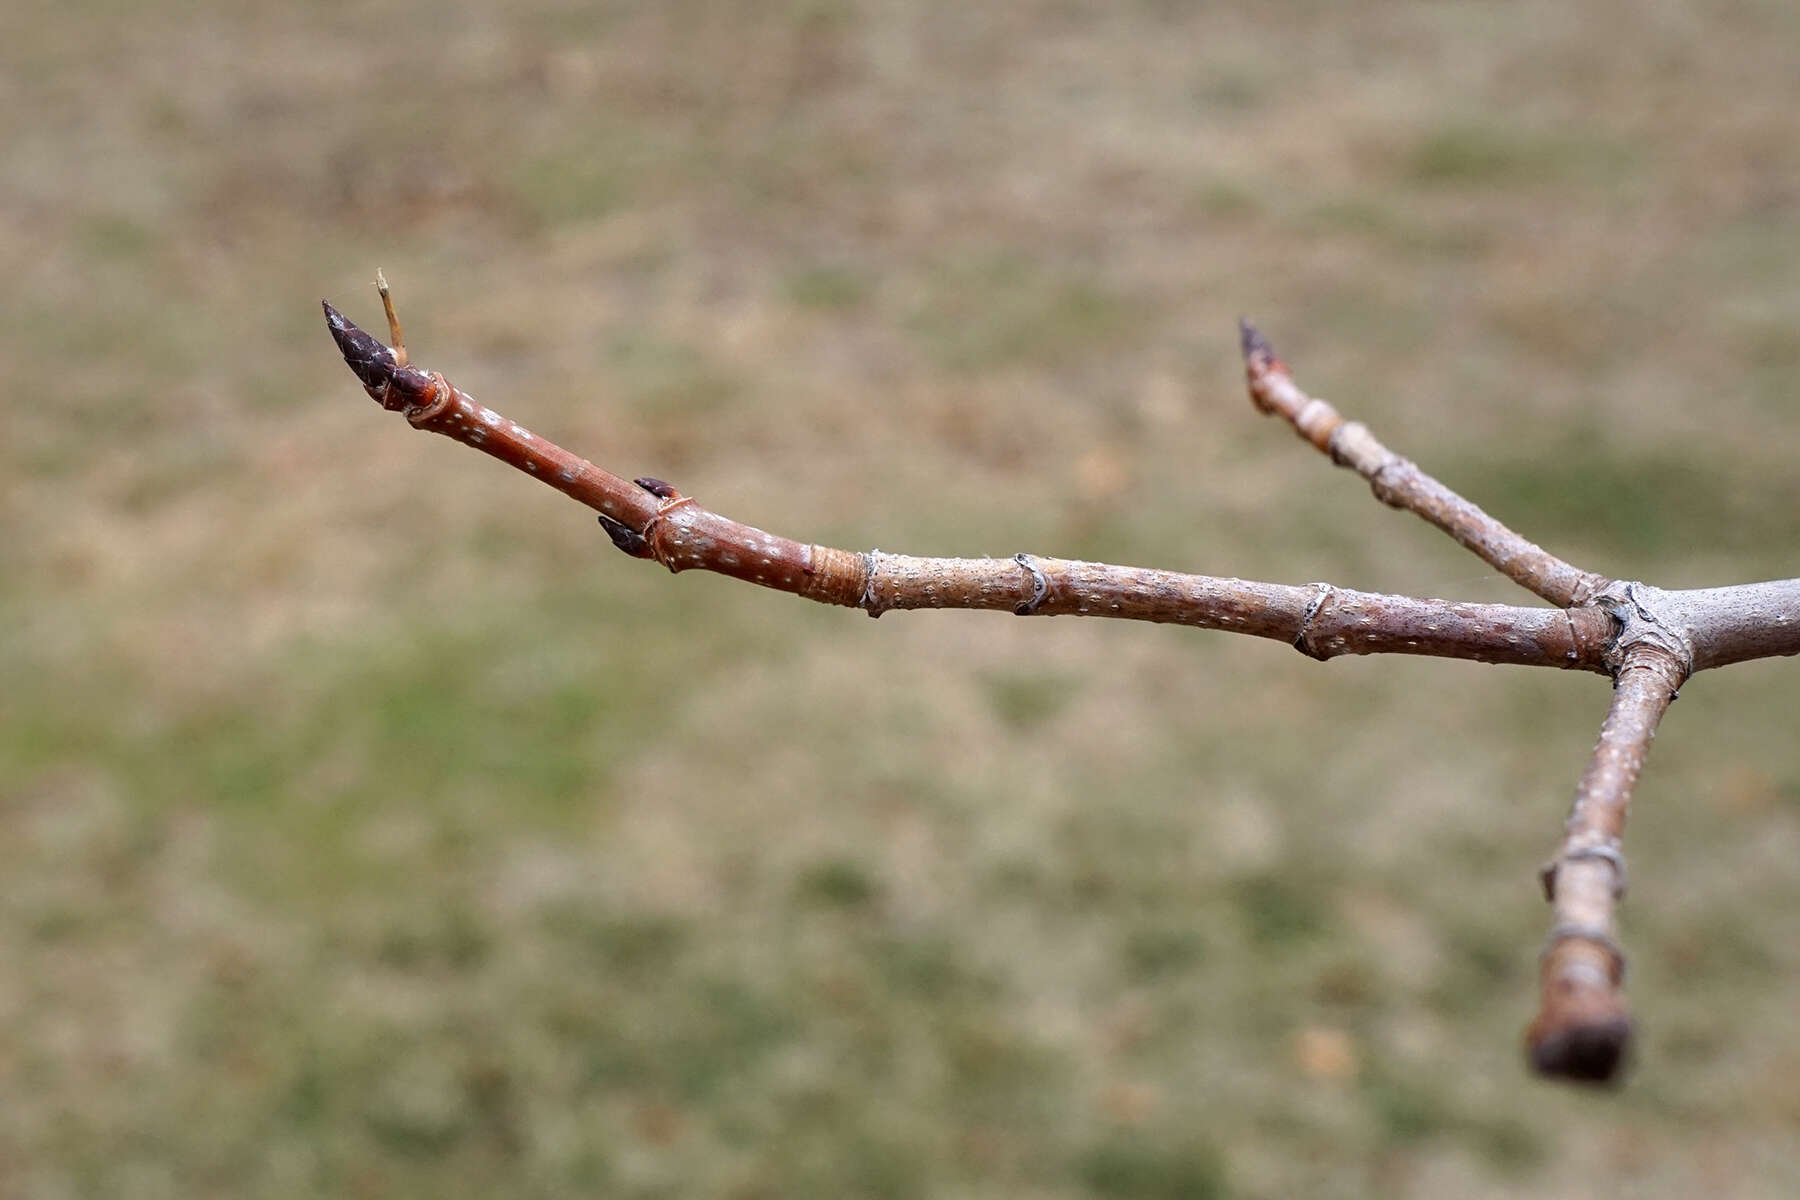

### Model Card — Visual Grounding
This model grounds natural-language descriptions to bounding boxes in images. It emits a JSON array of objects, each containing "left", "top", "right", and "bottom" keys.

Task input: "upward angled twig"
[
  {"left": 1239, "top": 320, "right": 1611, "bottom": 609},
  {"left": 324, "top": 287, "right": 1800, "bottom": 1086}
]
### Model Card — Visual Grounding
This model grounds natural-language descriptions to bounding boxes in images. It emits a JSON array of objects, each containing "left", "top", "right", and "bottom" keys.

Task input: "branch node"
[
  {"left": 1292, "top": 583, "right": 1335, "bottom": 660},
  {"left": 1013, "top": 553, "right": 1049, "bottom": 615},
  {"left": 1292, "top": 399, "right": 1343, "bottom": 453},
  {"left": 1540, "top": 922, "right": 1627, "bottom": 984},
  {"left": 1566, "top": 574, "right": 1611, "bottom": 609},
  {"left": 1540, "top": 838, "right": 1627, "bottom": 902},
  {"left": 1326, "top": 419, "right": 1378, "bottom": 470},
  {"left": 862, "top": 550, "right": 891, "bottom": 618},
  {"left": 615, "top": 478, "right": 699, "bottom": 571},
  {"left": 1598, "top": 582, "right": 1695, "bottom": 686},
  {"left": 1361, "top": 450, "right": 1412, "bottom": 503}
]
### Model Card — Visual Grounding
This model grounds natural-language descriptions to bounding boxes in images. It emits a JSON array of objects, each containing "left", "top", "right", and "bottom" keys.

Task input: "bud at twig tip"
[
  {"left": 1238, "top": 316, "right": 1274, "bottom": 366},
  {"left": 322, "top": 300, "right": 398, "bottom": 393},
  {"left": 634, "top": 477, "right": 681, "bottom": 499}
]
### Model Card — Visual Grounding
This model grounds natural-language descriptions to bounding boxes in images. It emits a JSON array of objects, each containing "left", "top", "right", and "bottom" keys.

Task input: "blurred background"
[{"left": 5, "top": 1, "right": 1800, "bottom": 1195}]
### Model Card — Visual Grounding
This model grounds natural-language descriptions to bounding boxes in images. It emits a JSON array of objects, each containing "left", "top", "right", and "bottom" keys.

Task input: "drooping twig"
[
  {"left": 1239, "top": 320, "right": 1611, "bottom": 609},
  {"left": 325, "top": 290, "right": 1800, "bottom": 1087}
]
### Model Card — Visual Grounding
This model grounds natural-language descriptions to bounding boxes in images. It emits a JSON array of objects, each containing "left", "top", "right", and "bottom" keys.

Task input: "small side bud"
[
  {"left": 634, "top": 477, "right": 682, "bottom": 500},
  {"left": 598, "top": 513, "right": 654, "bottom": 559}
]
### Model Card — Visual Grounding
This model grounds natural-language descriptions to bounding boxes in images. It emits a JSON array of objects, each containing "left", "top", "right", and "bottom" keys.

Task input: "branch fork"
[{"left": 326, "top": 286, "right": 1799, "bottom": 1086}]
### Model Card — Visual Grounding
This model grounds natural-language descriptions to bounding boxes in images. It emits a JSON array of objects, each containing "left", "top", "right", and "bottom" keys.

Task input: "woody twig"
[
  {"left": 325, "top": 288, "right": 1800, "bottom": 1086},
  {"left": 320, "top": 300, "right": 1612, "bottom": 671},
  {"left": 1528, "top": 641, "right": 1683, "bottom": 1081},
  {"left": 1239, "top": 320, "right": 1610, "bottom": 609}
]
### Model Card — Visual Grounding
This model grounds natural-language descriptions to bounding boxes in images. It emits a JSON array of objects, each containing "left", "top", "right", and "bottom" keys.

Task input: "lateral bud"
[{"left": 598, "top": 513, "right": 655, "bottom": 559}]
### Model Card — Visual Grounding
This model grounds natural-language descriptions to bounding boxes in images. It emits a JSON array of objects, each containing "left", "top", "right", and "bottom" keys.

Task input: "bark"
[
  {"left": 324, "top": 295, "right": 1800, "bottom": 1087},
  {"left": 1655, "top": 580, "right": 1800, "bottom": 671},
  {"left": 1527, "top": 646, "right": 1683, "bottom": 1082},
  {"left": 1240, "top": 320, "right": 1611, "bottom": 609},
  {"left": 321, "top": 303, "right": 1614, "bottom": 671}
]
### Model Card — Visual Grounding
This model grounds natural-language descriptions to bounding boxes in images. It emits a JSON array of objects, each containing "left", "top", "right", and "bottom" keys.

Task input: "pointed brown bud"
[{"left": 323, "top": 301, "right": 397, "bottom": 392}]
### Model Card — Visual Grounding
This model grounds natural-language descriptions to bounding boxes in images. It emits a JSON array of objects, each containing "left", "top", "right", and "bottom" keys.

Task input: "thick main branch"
[{"left": 1653, "top": 581, "right": 1800, "bottom": 671}]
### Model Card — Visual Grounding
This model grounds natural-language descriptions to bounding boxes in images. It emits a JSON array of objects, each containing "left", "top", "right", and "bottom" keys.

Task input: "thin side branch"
[
  {"left": 323, "top": 301, "right": 1614, "bottom": 672},
  {"left": 1527, "top": 644, "right": 1683, "bottom": 1082},
  {"left": 1239, "top": 320, "right": 1611, "bottom": 609}
]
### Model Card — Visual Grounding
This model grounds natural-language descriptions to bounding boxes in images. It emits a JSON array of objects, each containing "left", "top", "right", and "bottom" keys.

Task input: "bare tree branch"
[
  {"left": 325, "top": 292, "right": 1800, "bottom": 1088},
  {"left": 322, "top": 301, "right": 1614, "bottom": 672},
  {"left": 1239, "top": 320, "right": 1611, "bottom": 609},
  {"left": 1527, "top": 643, "right": 1683, "bottom": 1082}
]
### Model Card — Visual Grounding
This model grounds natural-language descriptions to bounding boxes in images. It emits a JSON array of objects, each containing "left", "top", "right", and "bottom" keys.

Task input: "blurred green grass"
[{"left": 4, "top": 1, "right": 1800, "bottom": 1196}]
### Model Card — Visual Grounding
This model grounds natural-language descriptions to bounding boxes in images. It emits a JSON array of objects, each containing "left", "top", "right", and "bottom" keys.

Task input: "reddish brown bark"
[{"left": 322, "top": 302, "right": 1615, "bottom": 670}]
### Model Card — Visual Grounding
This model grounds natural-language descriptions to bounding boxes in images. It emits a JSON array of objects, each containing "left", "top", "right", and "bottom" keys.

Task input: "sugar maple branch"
[
  {"left": 1527, "top": 643, "right": 1683, "bottom": 1082},
  {"left": 323, "top": 301, "right": 1612, "bottom": 672},
  {"left": 1239, "top": 320, "right": 1611, "bottom": 609}
]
